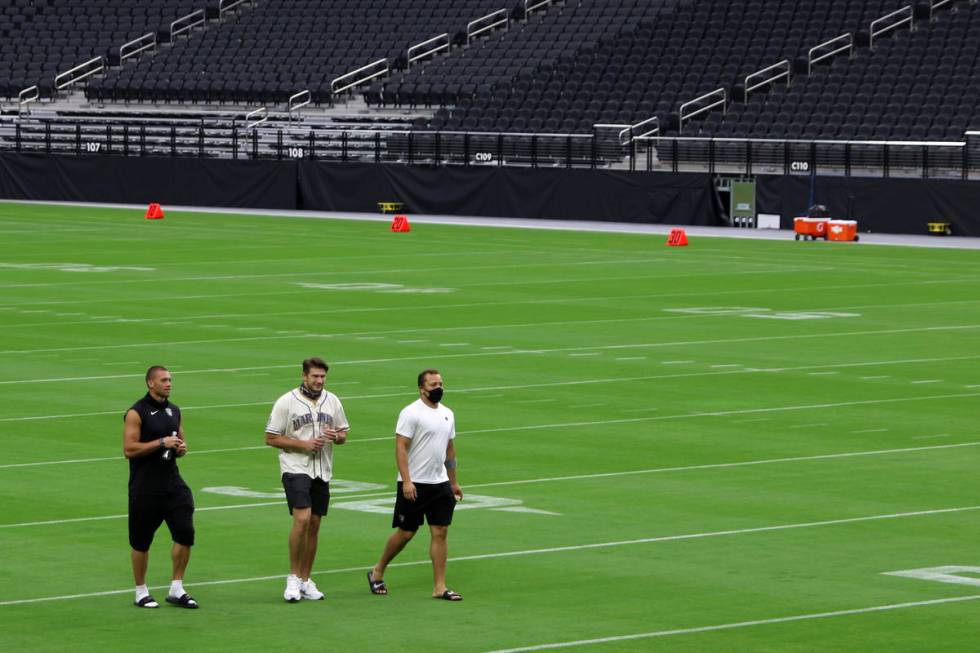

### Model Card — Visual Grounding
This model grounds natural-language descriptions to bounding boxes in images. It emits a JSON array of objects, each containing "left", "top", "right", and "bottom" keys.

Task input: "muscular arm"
[
  {"left": 396, "top": 434, "right": 416, "bottom": 500},
  {"left": 265, "top": 432, "right": 317, "bottom": 453},
  {"left": 446, "top": 439, "right": 462, "bottom": 499},
  {"left": 123, "top": 410, "right": 179, "bottom": 459}
]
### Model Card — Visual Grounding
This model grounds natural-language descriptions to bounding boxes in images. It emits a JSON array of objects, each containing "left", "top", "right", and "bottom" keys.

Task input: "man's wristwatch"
[{"left": 159, "top": 437, "right": 166, "bottom": 449}]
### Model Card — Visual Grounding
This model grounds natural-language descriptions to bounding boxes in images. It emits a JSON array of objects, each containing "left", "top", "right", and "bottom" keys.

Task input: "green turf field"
[{"left": 1, "top": 202, "right": 979, "bottom": 652}]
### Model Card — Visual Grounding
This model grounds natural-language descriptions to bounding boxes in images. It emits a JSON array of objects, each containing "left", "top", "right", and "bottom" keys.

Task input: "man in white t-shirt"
[
  {"left": 367, "top": 368, "right": 463, "bottom": 601},
  {"left": 265, "top": 357, "right": 349, "bottom": 603}
]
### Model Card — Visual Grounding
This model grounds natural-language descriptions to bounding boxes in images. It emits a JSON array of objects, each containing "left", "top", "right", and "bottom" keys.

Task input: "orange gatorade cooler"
[
  {"left": 793, "top": 217, "right": 830, "bottom": 240},
  {"left": 827, "top": 220, "right": 859, "bottom": 242}
]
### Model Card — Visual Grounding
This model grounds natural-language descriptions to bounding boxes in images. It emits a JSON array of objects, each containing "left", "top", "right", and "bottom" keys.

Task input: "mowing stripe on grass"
[
  {"left": 2, "top": 504, "right": 979, "bottom": 606},
  {"left": 482, "top": 594, "right": 980, "bottom": 652}
]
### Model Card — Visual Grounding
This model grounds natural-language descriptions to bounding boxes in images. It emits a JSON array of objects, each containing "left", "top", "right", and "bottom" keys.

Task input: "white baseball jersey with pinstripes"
[{"left": 266, "top": 388, "right": 349, "bottom": 481}]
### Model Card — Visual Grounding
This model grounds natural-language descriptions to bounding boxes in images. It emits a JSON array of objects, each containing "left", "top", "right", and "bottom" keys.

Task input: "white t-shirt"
[
  {"left": 265, "top": 388, "right": 349, "bottom": 481},
  {"left": 396, "top": 398, "right": 456, "bottom": 484}
]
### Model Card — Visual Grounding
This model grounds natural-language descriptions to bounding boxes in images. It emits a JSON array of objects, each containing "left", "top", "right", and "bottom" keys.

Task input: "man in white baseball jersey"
[
  {"left": 265, "top": 357, "right": 349, "bottom": 603},
  {"left": 367, "top": 368, "right": 463, "bottom": 601}
]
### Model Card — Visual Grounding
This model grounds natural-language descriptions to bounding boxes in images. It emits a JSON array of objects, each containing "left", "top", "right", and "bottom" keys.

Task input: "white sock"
[
  {"left": 287, "top": 574, "right": 299, "bottom": 583},
  {"left": 169, "top": 580, "right": 185, "bottom": 597},
  {"left": 135, "top": 585, "right": 149, "bottom": 601}
]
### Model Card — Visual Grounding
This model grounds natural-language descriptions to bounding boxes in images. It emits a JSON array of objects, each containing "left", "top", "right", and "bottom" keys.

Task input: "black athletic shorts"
[
  {"left": 128, "top": 483, "right": 195, "bottom": 552},
  {"left": 392, "top": 481, "right": 456, "bottom": 532},
  {"left": 282, "top": 473, "right": 330, "bottom": 516}
]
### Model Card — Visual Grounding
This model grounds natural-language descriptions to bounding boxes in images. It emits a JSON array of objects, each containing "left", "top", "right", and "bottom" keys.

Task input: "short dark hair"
[
  {"left": 145, "top": 365, "right": 168, "bottom": 384},
  {"left": 303, "top": 357, "right": 329, "bottom": 374},
  {"left": 417, "top": 368, "right": 440, "bottom": 387}
]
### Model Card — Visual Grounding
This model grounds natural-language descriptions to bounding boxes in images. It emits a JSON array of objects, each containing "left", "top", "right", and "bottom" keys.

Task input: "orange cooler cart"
[
  {"left": 793, "top": 217, "right": 830, "bottom": 240},
  {"left": 827, "top": 220, "right": 859, "bottom": 242}
]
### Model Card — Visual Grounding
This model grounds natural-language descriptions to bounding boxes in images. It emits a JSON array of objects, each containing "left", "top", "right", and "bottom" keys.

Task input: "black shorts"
[
  {"left": 282, "top": 473, "right": 330, "bottom": 516},
  {"left": 392, "top": 481, "right": 456, "bottom": 532},
  {"left": 128, "top": 483, "right": 195, "bottom": 552}
]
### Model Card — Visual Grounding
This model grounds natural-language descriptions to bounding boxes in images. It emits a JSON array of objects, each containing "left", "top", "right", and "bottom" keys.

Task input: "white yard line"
[
  {"left": 482, "top": 595, "right": 980, "bottom": 652},
  {"left": 2, "top": 503, "right": 979, "bottom": 607},
  {"left": 3, "top": 441, "right": 979, "bottom": 527}
]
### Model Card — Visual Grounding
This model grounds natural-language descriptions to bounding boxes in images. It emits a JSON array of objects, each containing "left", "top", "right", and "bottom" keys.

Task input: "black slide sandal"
[
  {"left": 367, "top": 570, "right": 388, "bottom": 595},
  {"left": 433, "top": 590, "right": 462, "bottom": 601},
  {"left": 135, "top": 595, "right": 159, "bottom": 608},
  {"left": 165, "top": 593, "right": 199, "bottom": 609}
]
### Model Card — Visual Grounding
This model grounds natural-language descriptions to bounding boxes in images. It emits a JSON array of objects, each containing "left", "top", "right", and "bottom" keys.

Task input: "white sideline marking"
[
  {"left": 482, "top": 595, "right": 980, "bottom": 652},
  {"left": 710, "top": 364, "right": 740, "bottom": 369},
  {"left": 3, "top": 322, "right": 978, "bottom": 356},
  {"left": 1, "top": 352, "right": 977, "bottom": 388},
  {"left": 4, "top": 442, "right": 979, "bottom": 526},
  {"left": 3, "top": 389, "right": 979, "bottom": 428},
  {"left": 3, "top": 504, "right": 980, "bottom": 607},
  {"left": 568, "top": 352, "right": 600, "bottom": 357},
  {"left": 911, "top": 379, "right": 942, "bottom": 385},
  {"left": 614, "top": 356, "right": 646, "bottom": 361},
  {"left": 861, "top": 376, "right": 891, "bottom": 380},
  {"left": 808, "top": 371, "right": 839, "bottom": 376},
  {"left": 850, "top": 428, "right": 889, "bottom": 434}
]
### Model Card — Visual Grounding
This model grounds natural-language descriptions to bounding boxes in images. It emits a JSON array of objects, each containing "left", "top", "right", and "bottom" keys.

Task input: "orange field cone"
[
  {"left": 390, "top": 215, "right": 411, "bottom": 232},
  {"left": 145, "top": 203, "right": 164, "bottom": 220},
  {"left": 666, "top": 228, "right": 688, "bottom": 246}
]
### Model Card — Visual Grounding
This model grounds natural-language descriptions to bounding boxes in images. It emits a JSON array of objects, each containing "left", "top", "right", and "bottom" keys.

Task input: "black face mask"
[
  {"left": 299, "top": 384, "right": 320, "bottom": 400},
  {"left": 426, "top": 387, "right": 444, "bottom": 404}
]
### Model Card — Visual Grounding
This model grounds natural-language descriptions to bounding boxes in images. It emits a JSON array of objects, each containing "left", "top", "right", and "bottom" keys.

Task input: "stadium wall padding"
[
  {"left": 295, "top": 162, "right": 719, "bottom": 224},
  {"left": 1, "top": 152, "right": 978, "bottom": 235},
  {"left": 0, "top": 153, "right": 297, "bottom": 209},
  {"left": 756, "top": 175, "right": 980, "bottom": 237},
  {"left": 0, "top": 153, "right": 718, "bottom": 224}
]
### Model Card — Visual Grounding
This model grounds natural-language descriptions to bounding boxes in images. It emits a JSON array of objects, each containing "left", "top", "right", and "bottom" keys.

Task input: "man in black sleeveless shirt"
[{"left": 123, "top": 365, "right": 198, "bottom": 609}]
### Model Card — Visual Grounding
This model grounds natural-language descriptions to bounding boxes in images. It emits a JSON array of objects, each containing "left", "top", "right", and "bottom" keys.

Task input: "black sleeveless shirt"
[{"left": 126, "top": 393, "right": 187, "bottom": 495}]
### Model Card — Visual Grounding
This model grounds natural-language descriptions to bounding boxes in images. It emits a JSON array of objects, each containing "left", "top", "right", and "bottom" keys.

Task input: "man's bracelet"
[{"left": 444, "top": 458, "right": 458, "bottom": 470}]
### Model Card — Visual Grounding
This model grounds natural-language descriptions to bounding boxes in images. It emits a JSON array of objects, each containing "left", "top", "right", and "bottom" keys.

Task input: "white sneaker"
[
  {"left": 301, "top": 579, "right": 324, "bottom": 601},
  {"left": 284, "top": 576, "right": 301, "bottom": 603}
]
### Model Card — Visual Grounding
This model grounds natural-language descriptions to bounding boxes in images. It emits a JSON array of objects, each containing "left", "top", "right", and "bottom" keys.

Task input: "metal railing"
[
  {"left": 407, "top": 34, "right": 450, "bottom": 67},
  {"left": 332, "top": 58, "right": 388, "bottom": 95},
  {"left": 467, "top": 9, "right": 509, "bottom": 43},
  {"left": 525, "top": 0, "right": 553, "bottom": 16},
  {"left": 170, "top": 9, "right": 206, "bottom": 44},
  {"left": 1, "top": 122, "right": 975, "bottom": 180},
  {"left": 632, "top": 135, "right": 971, "bottom": 180},
  {"left": 219, "top": 0, "right": 252, "bottom": 19},
  {"left": 245, "top": 107, "right": 268, "bottom": 129},
  {"left": 55, "top": 57, "right": 105, "bottom": 91},
  {"left": 17, "top": 86, "right": 39, "bottom": 112},
  {"left": 807, "top": 33, "right": 853, "bottom": 74},
  {"left": 679, "top": 89, "right": 726, "bottom": 134},
  {"left": 617, "top": 116, "right": 660, "bottom": 145},
  {"left": 744, "top": 60, "right": 790, "bottom": 100},
  {"left": 870, "top": 6, "right": 914, "bottom": 51},
  {"left": 929, "top": 0, "right": 957, "bottom": 19},
  {"left": 119, "top": 32, "right": 157, "bottom": 63},
  {"left": 288, "top": 90, "right": 311, "bottom": 117}
]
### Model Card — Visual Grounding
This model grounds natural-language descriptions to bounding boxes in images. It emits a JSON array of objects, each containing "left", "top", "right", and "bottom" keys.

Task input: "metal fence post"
[
  {"left": 232, "top": 126, "right": 238, "bottom": 160},
  {"left": 76, "top": 125, "right": 81, "bottom": 154}
]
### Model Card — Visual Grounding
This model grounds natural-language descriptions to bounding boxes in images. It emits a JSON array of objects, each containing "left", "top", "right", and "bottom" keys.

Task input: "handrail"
[
  {"left": 678, "top": 88, "right": 726, "bottom": 134},
  {"left": 119, "top": 32, "right": 156, "bottom": 62},
  {"left": 288, "top": 90, "right": 311, "bottom": 114},
  {"left": 407, "top": 33, "right": 449, "bottom": 67},
  {"left": 524, "top": 0, "right": 553, "bottom": 16},
  {"left": 929, "top": 0, "right": 956, "bottom": 19},
  {"left": 632, "top": 135, "right": 966, "bottom": 148},
  {"left": 219, "top": 0, "right": 252, "bottom": 19},
  {"left": 467, "top": 9, "right": 508, "bottom": 43},
  {"left": 245, "top": 107, "right": 267, "bottom": 129},
  {"left": 18, "top": 85, "right": 39, "bottom": 108},
  {"left": 170, "top": 9, "right": 206, "bottom": 44},
  {"left": 618, "top": 116, "right": 660, "bottom": 145},
  {"left": 54, "top": 57, "right": 105, "bottom": 91},
  {"left": 807, "top": 33, "right": 852, "bottom": 74},
  {"left": 331, "top": 58, "right": 388, "bottom": 95},
  {"left": 744, "top": 60, "right": 790, "bottom": 99},
  {"left": 870, "top": 6, "right": 914, "bottom": 51}
]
